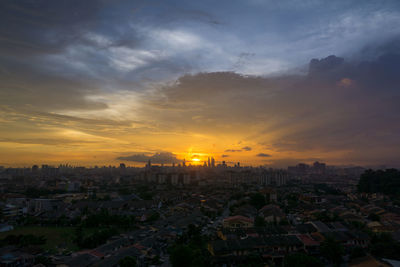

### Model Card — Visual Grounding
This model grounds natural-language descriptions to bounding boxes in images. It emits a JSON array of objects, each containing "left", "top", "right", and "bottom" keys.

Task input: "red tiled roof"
[
  {"left": 223, "top": 215, "right": 254, "bottom": 223},
  {"left": 133, "top": 243, "right": 146, "bottom": 250},
  {"left": 297, "top": 234, "right": 319, "bottom": 246}
]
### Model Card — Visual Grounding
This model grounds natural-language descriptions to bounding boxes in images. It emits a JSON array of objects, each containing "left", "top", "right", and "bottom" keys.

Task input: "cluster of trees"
[
  {"left": 237, "top": 253, "right": 264, "bottom": 267},
  {"left": 254, "top": 216, "right": 266, "bottom": 227},
  {"left": 17, "top": 214, "right": 82, "bottom": 227},
  {"left": 284, "top": 253, "right": 322, "bottom": 267},
  {"left": 24, "top": 187, "right": 66, "bottom": 198},
  {"left": 82, "top": 210, "right": 136, "bottom": 229},
  {"left": 72, "top": 209, "right": 140, "bottom": 249},
  {"left": 313, "top": 211, "right": 339, "bottom": 222},
  {"left": 74, "top": 227, "right": 118, "bottom": 249},
  {"left": 320, "top": 237, "right": 344, "bottom": 265},
  {"left": 284, "top": 238, "right": 345, "bottom": 266},
  {"left": 0, "top": 234, "right": 46, "bottom": 247},
  {"left": 249, "top": 193, "right": 267, "bottom": 210},
  {"left": 136, "top": 185, "right": 153, "bottom": 200},
  {"left": 358, "top": 169, "right": 400, "bottom": 195},
  {"left": 370, "top": 232, "right": 400, "bottom": 260},
  {"left": 118, "top": 256, "right": 137, "bottom": 267},
  {"left": 17, "top": 209, "right": 138, "bottom": 229},
  {"left": 229, "top": 192, "right": 268, "bottom": 212},
  {"left": 230, "top": 192, "right": 245, "bottom": 201},
  {"left": 314, "top": 184, "right": 342, "bottom": 195},
  {"left": 169, "top": 224, "right": 211, "bottom": 267},
  {"left": 34, "top": 255, "right": 51, "bottom": 266},
  {"left": 283, "top": 193, "right": 300, "bottom": 213},
  {"left": 284, "top": 237, "right": 345, "bottom": 266},
  {"left": 200, "top": 207, "right": 217, "bottom": 219},
  {"left": 146, "top": 212, "right": 160, "bottom": 222}
]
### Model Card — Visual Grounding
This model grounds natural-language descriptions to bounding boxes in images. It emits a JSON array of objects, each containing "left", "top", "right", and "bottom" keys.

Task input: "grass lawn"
[{"left": 0, "top": 226, "right": 78, "bottom": 251}]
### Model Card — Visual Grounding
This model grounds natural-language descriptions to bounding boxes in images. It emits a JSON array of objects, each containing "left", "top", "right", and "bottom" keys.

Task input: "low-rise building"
[{"left": 223, "top": 215, "right": 254, "bottom": 229}]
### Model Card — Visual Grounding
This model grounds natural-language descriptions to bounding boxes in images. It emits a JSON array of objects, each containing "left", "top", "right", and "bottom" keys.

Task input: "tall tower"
[
  {"left": 208, "top": 157, "right": 211, "bottom": 167},
  {"left": 211, "top": 157, "right": 215, "bottom": 168}
]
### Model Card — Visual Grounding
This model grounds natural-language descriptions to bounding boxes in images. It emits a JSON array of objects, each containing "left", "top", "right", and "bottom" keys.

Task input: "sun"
[{"left": 182, "top": 150, "right": 210, "bottom": 165}]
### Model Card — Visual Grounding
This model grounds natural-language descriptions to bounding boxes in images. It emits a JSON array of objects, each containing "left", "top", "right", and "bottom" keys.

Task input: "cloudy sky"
[{"left": 1, "top": 0, "right": 400, "bottom": 167}]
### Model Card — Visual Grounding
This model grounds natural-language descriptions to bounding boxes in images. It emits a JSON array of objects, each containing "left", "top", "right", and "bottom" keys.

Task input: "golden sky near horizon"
[{"left": 0, "top": 72, "right": 379, "bottom": 168}]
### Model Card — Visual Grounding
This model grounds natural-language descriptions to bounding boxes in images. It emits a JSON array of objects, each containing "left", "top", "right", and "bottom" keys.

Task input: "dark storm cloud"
[
  {"left": 0, "top": 0, "right": 104, "bottom": 56},
  {"left": 0, "top": 0, "right": 224, "bottom": 117},
  {"left": 0, "top": 0, "right": 125, "bottom": 115},
  {"left": 0, "top": 59, "right": 107, "bottom": 112},
  {"left": 117, "top": 152, "right": 181, "bottom": 164},
  {"left": 257, "top": 153, "right": 271, "bottom": 157},
  {"left": 144, "top": 38, "right": 400, "bottom": 165}
]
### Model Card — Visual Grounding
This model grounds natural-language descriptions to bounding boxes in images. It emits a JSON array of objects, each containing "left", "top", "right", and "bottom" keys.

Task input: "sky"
[{"left": 1, "top": 0, "right": 400, "bottom": 167}]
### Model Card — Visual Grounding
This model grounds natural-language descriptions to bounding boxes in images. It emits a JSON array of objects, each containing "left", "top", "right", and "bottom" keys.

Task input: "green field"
[{"left": 0, "top": 226, "right": 78, "bottom": 251}]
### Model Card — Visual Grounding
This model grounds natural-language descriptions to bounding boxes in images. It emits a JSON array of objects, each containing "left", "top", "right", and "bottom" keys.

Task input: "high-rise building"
[
  {"left": 211, "top": 157, "right": 215, "bottom": 168},
  {"left": 32, "top": 165, "right": 39, "bottom": 172}
]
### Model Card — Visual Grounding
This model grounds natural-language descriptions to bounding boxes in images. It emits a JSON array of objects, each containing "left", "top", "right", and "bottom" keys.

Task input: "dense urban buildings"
[{"left": 1, "top": 162, "right": 400, "bottom": 266}]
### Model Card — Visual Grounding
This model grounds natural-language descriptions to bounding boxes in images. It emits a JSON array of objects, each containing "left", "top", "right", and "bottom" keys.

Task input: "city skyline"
[{"left": 1, "top": 0, "right": 400, "bottom": 167}]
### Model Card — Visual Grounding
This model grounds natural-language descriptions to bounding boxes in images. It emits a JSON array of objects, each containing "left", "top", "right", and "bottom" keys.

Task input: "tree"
[
  {"left": 147, "top": 212, "right": 160, "bottom": 222},
  {"left": 370, "top": 232, "right": 400, "bottom": 260},
  {"left": 0, "top": 234, "right": 46, "bottom": 247},
  {"left": 118, "top": 256, "right": 137, "bottom": 267},
  {"left": 284, "top": 253, "right": 323, "bottom": 267},
  {"left": 169, "top": 225, "right": 210, "bottom": 267},
  {"left": 358, "top": 169, "right": 400, "bottom": 195},
  {"left": 254, "top": 216, "right": 266, "bottom": 227},
  {"left": 238, "top": 252, "right": 263, "bottom": 267},
  {"left": 349, "top": 247, "right": 366, "bottom": 259},
  {"left": 74, "top": 226, "right": 83, "bottom": 246},
  {"left": 368, "top": 213, "right": 380, "bottom": 221},
  {"left": 169, "top": 245, "right": 194, "bottom": 267},
  {"left": 76, "top": 228, "right": 118, "bottom": 249},
  {"left": 320, "top": 237, "right": 344, "bottom": 265},
  {"left": 35, "top": 255, "right": 51, "bottom": 266},
  {"left": 250, "top": 193, "right": 266, "bottom": 210}
]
